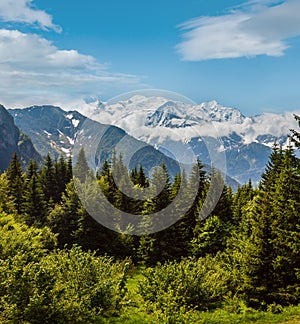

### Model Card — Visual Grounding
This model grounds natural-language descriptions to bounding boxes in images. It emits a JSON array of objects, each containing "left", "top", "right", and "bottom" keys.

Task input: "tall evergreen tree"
[
  {"left": 232, "top": 180, "right": 255, "bottom": 226},
  {"left": 259, "top": 143, "right": 284, "bottom": 191},
  {"left": 22, "top": 172, "right": 46, "bottom": 226},
  {"left": 268, "top": 148, "right": 300, "bottom": 304},
  {"left": 48, "top": 180, "right": 81, "bottom": 248},
  {"left": 6, "top": 153, "right": 24, "bottom": 214},
  {"left": 40, "top": 153, "right": 56, "bottom": 203},
  {"left": 240, "top": 146, "right": 300, "bottom": 307},
  {"left": 73, "top": 148, "right": 89, "bottom": 182},
  {"left": 26, "top": 159, "right": 39, "bottom": 180},
  {"left": 54, "top": 155, "right": 69, "bottom": 201}
]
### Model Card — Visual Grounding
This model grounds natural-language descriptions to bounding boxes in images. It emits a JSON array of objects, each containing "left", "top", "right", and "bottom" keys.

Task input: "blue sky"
[{"left": 0, "top": 0, "right": 300, "bottom": 115}]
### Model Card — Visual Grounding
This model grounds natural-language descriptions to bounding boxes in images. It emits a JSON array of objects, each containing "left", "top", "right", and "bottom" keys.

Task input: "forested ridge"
[{"left": 0, "top": 117, "right": 300, "bottom": 323}]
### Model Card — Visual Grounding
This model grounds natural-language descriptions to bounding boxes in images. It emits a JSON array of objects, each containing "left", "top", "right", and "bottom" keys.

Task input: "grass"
[{"left": 103, "top": 267, "right": 300, "bottom": 324}]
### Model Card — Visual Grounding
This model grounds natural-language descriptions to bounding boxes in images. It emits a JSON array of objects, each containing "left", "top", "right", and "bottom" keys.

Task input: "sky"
[{"left": 1, "top": 0, "right": 300, "bottom": 115}]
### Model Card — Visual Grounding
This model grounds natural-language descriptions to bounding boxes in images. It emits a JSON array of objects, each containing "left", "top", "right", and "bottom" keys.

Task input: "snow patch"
[
  {"left": 43, "top": 130, "right": 52, "bottom": 137},
  {"left": 61, "top": 147, "right": 72, "bottom": 156},
  {"left": 67, "top": 136, "right": 74, "bottom": 145},
  {"left": 72, "top": 119, "right": 80, "bottom": 127}
]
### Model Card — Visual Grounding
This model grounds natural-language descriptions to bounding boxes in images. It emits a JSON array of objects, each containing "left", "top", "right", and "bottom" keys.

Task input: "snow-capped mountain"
[
  {"left": 8, "top": 105, "right": 186, "bottom": 182},
  {"left": 83, "top": 95, "right": 298, "bottom": 184},
  {"left": 9, "top": 106, "right": 85, "bottom": 157}
]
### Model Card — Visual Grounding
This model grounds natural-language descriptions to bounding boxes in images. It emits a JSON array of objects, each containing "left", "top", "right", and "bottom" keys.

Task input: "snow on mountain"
[
  {"left": 85, "top": 95, "right": 297, "bottom": 146},
  {"left": 82, "top": 95, "right": 299, "bottom": 184}
]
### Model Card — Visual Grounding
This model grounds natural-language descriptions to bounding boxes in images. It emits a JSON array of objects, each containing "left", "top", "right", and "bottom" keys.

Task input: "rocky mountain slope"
[
  {"left": 0, "top": 104, "right": 40, "bottom": 171},
  {"left": 9, "top": 106, "right": 182, "bottom": 180}
]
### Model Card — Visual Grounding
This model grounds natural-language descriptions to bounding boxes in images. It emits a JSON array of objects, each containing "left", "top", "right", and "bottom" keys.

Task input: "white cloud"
[
  {"left": 0, "top": 0, "right": 61, "bottom": 32},
  {"left": 176, "top": 0, "right": 300, "bottom": 61},
  {"left": 0, "top": 29, "right": 144, "bottom": 109}
]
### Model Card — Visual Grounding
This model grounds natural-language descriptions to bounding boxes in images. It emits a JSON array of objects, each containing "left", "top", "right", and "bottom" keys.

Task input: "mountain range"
[
  {"left": 8, "top": 105, "right": 182, "bottom": 181},
  {"left": 2, "top": 96, "right": 298, "bottom": 186},
  {"left": 83, "top": 95, "right": 297, "bottom": 184}
]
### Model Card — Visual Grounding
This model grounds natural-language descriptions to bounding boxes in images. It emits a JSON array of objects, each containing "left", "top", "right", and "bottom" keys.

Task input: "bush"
[
  {"left": 0, "top": 242, "right": 130, "bottom": 323},
  {"left": 138, "top": 255, "right": 232, "bottom": 316},
  {"left": 40, "top": 246, "right": 130, "bottom": 321}
]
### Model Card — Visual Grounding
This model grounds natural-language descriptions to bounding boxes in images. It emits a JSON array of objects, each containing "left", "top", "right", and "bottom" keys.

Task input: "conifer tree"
[
  {"left": 7, "top": 152, "right": 24, "bottom": 214},
  {"left": 211, "top": 184, "right": 233, "bottom": 224},
  {"left": 240, "top": 146, "right": 300, "bottom": 307},
  {"left": 268, "top": 148, "right": 300, "bottom": 304},
  {"left": 53, "top": 155, "right": 70, "bottom": 202},
  {"left": 232, "top": 180, "right": 255, "bottom": 226},
  {"left": 66, "top": 155, "right": 73, "bottom": 181},
  {"left": 26, "top": 159, "right": 39, "bottom": 179},
  {"left": 48, "top": 180, "right": 81, "bottom": 247},
  {"left": 259, "top": 143, "right": 284, "bottom": 191},
  {"left": 73, "top": 148, "right": 89, "bottom": 182},
  {"left": 137, "top": 165, "right": 148, "bottom": 188},
  {"left": 0, "top": 172, "right": 15, "bottom": 213},
  {"left": 40, "top": 153, "right": 56, "bottom": 203},
  {"left": 22, "top": 172, "right": 46, "bottom": 226},
  {"left": 240, "top": 191, "right": 275, "bottom": 307}
]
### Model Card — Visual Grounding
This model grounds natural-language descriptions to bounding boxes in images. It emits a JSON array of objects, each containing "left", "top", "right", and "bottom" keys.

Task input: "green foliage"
[
  {"left": 238, "top": 146, "right": 300, "bottom": 307},
  {"left": 0, "top": 173, "right": 15, "bottom": 213},
  {"left": 1, "top": 136, "right": 300, "bottom": 322},
  {"left": 73, "top": 147, "right": 89, "bottom": 182},
  {"left": 0, "top": 216, "right": 129, "bottom": 323},
  {"left": 191, "top": 215, "right": 229, "bottom": 257},
  {"left": 38, "top": 247, "right": 130, "bottom": 321},
  {"left": 138, "top": 256, "right": 232, "bottom": 314},
  {"left": 0, "top": 213, "right": 56, "bottom": 261},
  {"left": 22, "top": 172, "right": 46, "bottom": 226},
  {"left": 6, "top": 152, "right": 25, "bottom": 214}
]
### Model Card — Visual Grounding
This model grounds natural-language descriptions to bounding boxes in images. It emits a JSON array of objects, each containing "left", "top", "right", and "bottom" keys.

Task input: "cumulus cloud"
[
  {"left": 176, "top": 0, "right": 300, "bottom": 61},
  {"left": 0, "top": 29, "right": 144, "bottom": 109},
  {"left": 0, "top": 0, "right": 61, "bottom": 32}
]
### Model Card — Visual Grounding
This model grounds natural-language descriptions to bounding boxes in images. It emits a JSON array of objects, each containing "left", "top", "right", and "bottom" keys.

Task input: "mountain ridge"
[
  {"left": 82, "top": 95, "right": 297, "bottom": 184},
  {"left": 0, "top": 104, "right": 41, "bottom": 171}
]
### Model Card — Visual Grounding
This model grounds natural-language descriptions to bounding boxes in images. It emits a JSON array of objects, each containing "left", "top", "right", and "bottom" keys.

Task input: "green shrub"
[
  {"left": 138, "top": 255, "right": 232, "bottom": 316},
  {"left": 0, "top": 243, "right": 130, "bottom": 323},
  {"left": 40, "top": 246, "right": 130, "bottom": 321}
]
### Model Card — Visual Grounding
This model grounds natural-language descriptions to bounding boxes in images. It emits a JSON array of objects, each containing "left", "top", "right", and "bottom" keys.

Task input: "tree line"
[{"left": 0, "top": 115, "right": 299, "bottom": 322}]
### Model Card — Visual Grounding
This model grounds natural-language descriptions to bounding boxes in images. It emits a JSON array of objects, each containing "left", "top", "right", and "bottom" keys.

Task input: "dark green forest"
[{"left": 0, "top": 116, "right": 300, "bottom": 323}]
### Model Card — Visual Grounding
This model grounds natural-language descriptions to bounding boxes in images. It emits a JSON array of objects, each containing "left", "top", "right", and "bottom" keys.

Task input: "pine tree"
[
  {"left": 0, "top": 172, "right": 15, "bottom": 213},
  {"left": 40, "top": 153, "right": 56, "bottom": 203},
  {"left": 48, "top": 180, "right": 81, "bottom": 247},
  {"left": 190, "top": 215, "right": 227, "bottom": 257},
  {"left": 6, "top": 152, "right": 24, "bottom": 214},
  {"left": 211, "top": 184, "right": 233, "bottom": 224},
  {"left": 259, "top": 143, "right": 284, "bottom": 191},
  {"left": 66, "top": 155, "right": 73, "bottom": 181},
  {"left": 240, "top": 146, "right": 300, "bottom": 307},
  {"left": 22, "top": 172, "right": 46, "bottom": 226},
  {"left": 241, "top": 191, "right": 275, "bottom": 307},
  {"left": 232, "top": 180, "right": 255, "bottom": 226},
  {"left": 73, "top": 148, "right": 89, "bottom": 182},
  {"left": 268, "top": 148, "right": 300, "bottom": 304},
  {"left": 186, "top": 159, "right": 207, "bottom": 224},
  {"left": 54, "top": 155, "right": 69, "bottom": 201},
  {"left": 137, "top": 165, "right": 148, "bottom": 188},
  {"left": 26, "top": 159, "right": 39, "bottom": 179}
]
